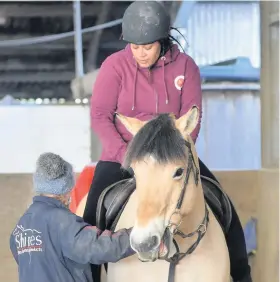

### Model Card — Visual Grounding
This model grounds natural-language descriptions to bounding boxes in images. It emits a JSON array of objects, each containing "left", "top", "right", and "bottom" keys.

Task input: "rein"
[{"left": 164, "top": 140, "right": 210, "bottom": 282}]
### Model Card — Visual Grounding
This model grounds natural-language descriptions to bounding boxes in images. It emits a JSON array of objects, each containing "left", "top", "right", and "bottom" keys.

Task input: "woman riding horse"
[{"left": 83, "top": 2, "right": 252, "bottom": 282}]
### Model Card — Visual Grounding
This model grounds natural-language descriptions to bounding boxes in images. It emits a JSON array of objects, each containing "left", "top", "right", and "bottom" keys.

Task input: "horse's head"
[{"left": 117, "top": 106, "right": 200, "bottom": 262}]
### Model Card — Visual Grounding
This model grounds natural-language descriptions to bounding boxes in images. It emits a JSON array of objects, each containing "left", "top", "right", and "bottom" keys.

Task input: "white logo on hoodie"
[{"left": 174, "top": 75, "right": 185, "bottom": 91}]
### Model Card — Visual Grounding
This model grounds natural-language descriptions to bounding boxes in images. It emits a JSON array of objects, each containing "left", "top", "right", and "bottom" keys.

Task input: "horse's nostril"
[
  {"left": 151, "top": 235, "right": 159, "bottom": 248},
  {"left": 131, "top": 235, "right": 160, "bottom": 253}
]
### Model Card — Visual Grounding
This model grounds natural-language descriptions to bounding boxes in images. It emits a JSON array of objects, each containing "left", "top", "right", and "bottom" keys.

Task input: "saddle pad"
[
  {"left": 201, "top": 175, "right": 232, "bottom": 234},
  {"left": 96, "top": 176, "right": 232, "bottom": 234},
  {"left": 96, "top": 178, "right": 136, "bottom": 231}
]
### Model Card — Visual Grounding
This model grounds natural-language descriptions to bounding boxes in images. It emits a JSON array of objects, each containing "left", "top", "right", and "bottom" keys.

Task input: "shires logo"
[{"left": 13, "top": 225, "right": 43, "bottom": 255}]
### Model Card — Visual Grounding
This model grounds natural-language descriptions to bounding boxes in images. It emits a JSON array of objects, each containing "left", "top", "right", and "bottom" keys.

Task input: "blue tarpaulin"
[
  {"left": 243, "top": 217, "right": 257, "bottom": 255},
  {"left": 200, "top": 57, "right": 260, "bottom": 82}
]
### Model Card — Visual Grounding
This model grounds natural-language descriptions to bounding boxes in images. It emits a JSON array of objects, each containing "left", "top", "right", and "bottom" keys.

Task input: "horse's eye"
[{"left": 173, "top": 168, "right": 184, "bottom": 179}]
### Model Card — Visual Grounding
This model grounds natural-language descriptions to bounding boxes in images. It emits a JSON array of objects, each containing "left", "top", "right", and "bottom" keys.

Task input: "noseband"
[{"left": 165, "top": 140, "right": 210, "bottom": 282}]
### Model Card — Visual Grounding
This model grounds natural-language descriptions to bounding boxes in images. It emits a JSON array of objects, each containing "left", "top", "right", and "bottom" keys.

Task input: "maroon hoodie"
[{"left": 91, "top": 44, "right": 202, "bottom": 164}]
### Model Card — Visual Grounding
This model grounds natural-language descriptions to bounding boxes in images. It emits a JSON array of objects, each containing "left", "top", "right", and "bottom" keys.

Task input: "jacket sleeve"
[
  {"left": 180, "top": 57, "right": 202, "bottom": 143},
  {"left": 10, "top": 233, "right": 19, "bottom": 264},
  {"left": 91, "top": 57, "right": 127, "bottom": 163},
  {"left": 59, "top": 212, "right": 135, "bottom": 265}
]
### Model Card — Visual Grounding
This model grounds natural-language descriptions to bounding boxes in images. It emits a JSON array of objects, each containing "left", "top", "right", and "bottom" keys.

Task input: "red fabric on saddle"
[{"left": 70, "top": 164, "right": 96, "bottom": 213}]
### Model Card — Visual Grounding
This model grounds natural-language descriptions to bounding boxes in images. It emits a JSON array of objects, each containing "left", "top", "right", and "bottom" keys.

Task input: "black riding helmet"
[{"left": 122, "top": 1, "right": 171, "bottom": 45}]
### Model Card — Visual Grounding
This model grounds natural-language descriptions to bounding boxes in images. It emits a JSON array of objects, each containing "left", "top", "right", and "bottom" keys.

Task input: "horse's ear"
[
  {"left": 175, "top": 106, "right": 199, "bottom": 137},
  {"left": 116, "top": 113, "right": 147, "bottom": 136}
]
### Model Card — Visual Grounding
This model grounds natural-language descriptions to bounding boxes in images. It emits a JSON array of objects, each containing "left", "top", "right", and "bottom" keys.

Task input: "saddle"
[{"left": 96, "top": 176, "right": 232, "bottom": 234}]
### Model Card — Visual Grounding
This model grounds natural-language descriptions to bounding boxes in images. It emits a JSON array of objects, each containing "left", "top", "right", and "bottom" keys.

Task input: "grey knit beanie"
[{"left": 33, "top": 152, "right": 75, "bottom": 195}]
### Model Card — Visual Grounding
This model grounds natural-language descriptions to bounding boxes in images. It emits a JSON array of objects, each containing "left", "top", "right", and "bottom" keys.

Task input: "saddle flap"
[
  {"left": 96, "top": 178, "right": 136, "bottom": 231},
  {"left": 201, "top": 175, "right": 232, "bottom": 234}
]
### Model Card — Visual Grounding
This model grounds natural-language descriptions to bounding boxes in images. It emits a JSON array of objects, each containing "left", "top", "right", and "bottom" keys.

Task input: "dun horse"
[{"left": 78, "top": 106, "right": 230, "bottom": 282}]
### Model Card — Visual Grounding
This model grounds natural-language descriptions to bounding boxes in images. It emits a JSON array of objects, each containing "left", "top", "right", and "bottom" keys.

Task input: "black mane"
[{"left": 123, "top": 114, "right": 187, "bottom": 168}]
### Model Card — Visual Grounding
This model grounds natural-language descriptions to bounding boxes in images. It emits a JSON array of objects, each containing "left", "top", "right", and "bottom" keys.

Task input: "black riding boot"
[{"left": 198, "top": 159, "right": 252, "bottom": 282}]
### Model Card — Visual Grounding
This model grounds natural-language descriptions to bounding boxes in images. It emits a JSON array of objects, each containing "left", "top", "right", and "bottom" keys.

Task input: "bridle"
[{"left": 164, "top": 140, "right": 210, "bottom": 282}]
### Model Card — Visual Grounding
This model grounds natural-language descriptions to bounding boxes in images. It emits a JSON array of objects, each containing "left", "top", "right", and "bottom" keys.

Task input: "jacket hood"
[{"left": 124, "top": 43, "right": 181, "bottom": 110}]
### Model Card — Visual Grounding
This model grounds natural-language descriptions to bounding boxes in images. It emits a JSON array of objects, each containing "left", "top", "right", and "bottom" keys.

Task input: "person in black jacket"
[{"left": 9, "top": 152, "right": 134, "bottom": 282}]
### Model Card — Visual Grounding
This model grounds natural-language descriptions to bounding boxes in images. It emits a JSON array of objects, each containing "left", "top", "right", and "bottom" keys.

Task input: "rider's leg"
[
  {"left": 83, "top": 160, "right": 131, "bottom": 226},
  {"left": 198, "top": 159, "right": 252, "bottom": 282},
  {"left": 83, "top": 161, "right": 131, "bottom": 282}
]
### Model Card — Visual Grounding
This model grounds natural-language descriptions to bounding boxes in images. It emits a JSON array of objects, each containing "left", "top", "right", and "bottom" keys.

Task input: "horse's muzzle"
[
  {"left": 131, "top": 234, "right": 160, "bottom": 253},
  {"left": 131, "top": 229, "right": 172, "bottom": 262}
]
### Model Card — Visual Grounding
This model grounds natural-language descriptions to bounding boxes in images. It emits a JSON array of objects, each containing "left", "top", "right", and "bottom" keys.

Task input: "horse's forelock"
[{"left": 123, "top": 114, "right": 188, "bottom": 169}]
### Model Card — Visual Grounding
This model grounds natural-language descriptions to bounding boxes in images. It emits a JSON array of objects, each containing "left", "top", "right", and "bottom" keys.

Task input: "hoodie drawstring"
[
  {"left": 132, "top": 63, "right": 138, "bottom": 111},
  {"left": 161, "top": 56, "right": 169, "bottom": 105},
  {"left": 132, "top": 56, "right": 169, "bottom": 111}
]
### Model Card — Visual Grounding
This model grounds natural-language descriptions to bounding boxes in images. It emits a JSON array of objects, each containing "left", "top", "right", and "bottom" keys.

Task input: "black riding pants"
[{"left": 83, "top": 160, "right": 251, "bottom": 282}]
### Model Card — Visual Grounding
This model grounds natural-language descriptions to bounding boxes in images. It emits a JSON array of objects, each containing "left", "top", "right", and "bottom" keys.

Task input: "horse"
[{"left": 77, "top": 106, "right": 231, "bottom": 282}]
